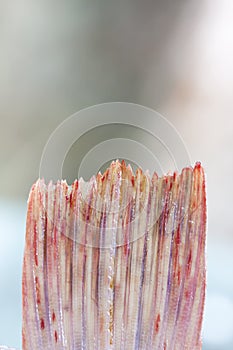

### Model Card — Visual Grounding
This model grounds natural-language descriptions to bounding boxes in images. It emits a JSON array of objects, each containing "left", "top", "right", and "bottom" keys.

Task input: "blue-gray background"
[{"left": 0, "top": 1, "right": 233, "bottom": 349}]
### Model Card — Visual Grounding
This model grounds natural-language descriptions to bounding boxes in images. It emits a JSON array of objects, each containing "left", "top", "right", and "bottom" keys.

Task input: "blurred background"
[{"left": 0, "top": 0, "right": 233, "bottom": 348}]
